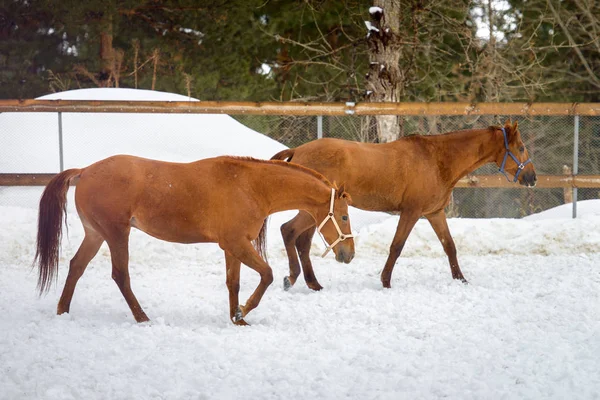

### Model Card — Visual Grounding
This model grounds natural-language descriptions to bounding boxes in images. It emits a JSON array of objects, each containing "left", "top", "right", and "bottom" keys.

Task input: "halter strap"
[
  {"left": 316, "top": 188, "right": 354, "bottom": 258},
  {"left": 498, "top": 127, "right": 532, "bottom": 183}
]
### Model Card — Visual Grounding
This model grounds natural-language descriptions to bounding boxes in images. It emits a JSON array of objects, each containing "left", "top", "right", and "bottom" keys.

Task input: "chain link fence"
[
  {"left": 236, "top": 114, "right": 599, "bottom": 218},
  {"left": 1, "top": 109, "right": 598, "bottom": 217}
]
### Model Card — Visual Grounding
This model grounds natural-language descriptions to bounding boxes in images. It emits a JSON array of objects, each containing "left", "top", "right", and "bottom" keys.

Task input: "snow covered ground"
[{"left": 1, "top": 89, "right": 599, "bottom": 400}]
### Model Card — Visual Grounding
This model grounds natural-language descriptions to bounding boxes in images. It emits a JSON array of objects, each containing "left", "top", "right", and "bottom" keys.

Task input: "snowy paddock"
[
  {"left": 2, "top": 205, "right": 600, "bottom": 400},
  {"left": 2, "top": 89, "right": 599, "bottom": 399}
]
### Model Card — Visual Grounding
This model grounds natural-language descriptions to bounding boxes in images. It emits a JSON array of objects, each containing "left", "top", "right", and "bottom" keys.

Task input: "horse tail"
[
  {"left": 253, "top": 217, "right": 269, "bottom": 263},
  {"left": 34, "top": 168, "right": 82, "bottom": 295},
  {"left": 270, "top": 149, "right": 295, "bottom": 162}
]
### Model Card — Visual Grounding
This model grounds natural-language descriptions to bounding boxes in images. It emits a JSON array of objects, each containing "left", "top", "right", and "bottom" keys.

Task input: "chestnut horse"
[
  {"left": 34, "top": 155, "right": 354, "bottom": 325},
  {"left": 271, "top": 120, "right": 536, "bottom": 290}
]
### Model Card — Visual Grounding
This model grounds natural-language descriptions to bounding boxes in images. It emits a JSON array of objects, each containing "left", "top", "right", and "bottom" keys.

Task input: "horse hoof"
[
  {"left": 283, "top": 276, "right": 292, "bottom": 291},
  {"left": 233, "top": 306, "right": 244, "bottom": 322},
  {"left": 461, "top": 278, "right": 469, "bottom": 285},
  {"left": 307, "top": 282, "right": 323, "bottom": 291},
  {"left": 135, "top": 314, "right": 151, "bottom": 323},
  {"left": 382, "top": 281, "right": 391, "bottom": 289},
  {"left": 234, "top": 319, "right": 250, "bottom": 326}
]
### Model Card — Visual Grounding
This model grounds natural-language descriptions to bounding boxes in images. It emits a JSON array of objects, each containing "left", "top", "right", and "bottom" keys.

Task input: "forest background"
[{"left": 2, "top": 0, "right": 599, "bottom": 105}]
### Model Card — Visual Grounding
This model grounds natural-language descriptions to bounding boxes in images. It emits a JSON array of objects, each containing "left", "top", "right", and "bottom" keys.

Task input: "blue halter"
[{"left": 499, "top": 127, "right": 532, "bottom": 183}]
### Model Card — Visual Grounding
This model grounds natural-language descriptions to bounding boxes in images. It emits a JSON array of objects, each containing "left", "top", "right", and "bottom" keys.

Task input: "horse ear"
[
  {"left": 337, "top": 183, "right": 353, "bottom": 205},
  {"left": 503, "top": 119, "right": 517, "bottom": 141}
]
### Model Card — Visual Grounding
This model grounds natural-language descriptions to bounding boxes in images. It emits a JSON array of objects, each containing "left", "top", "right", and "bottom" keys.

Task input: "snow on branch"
[
  {"left": 369, "top": 6, "right": 383, "bottom": 21},
  {"left": 364, "top": 21, "right": 380, "bottom": 32}
]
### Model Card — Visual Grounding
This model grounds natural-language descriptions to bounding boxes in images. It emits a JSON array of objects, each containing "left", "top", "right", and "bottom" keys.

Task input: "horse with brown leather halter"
[
  {"left": 271, "top": 120, "right": 536, "bottom": 290},
  {"left": 34, "top": 155, "right": 354, "bottom": 325}
]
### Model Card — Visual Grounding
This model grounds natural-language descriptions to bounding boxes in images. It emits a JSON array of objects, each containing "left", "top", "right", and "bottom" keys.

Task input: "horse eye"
[
  {"left": 341, "top": 215, "right": 348, "bottom": 221},
  {"left": 519, "top": 146, "right": 525, "bottom": 153}
]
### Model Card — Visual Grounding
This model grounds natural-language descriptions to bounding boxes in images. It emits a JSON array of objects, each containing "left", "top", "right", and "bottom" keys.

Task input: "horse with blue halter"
[{"left": 271, "top": 120, "right": 536, "bottom": 290}]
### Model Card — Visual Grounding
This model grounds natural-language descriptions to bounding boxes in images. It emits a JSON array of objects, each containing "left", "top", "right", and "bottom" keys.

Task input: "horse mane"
[
  {"left": 227, "top": 156, "right": 334, "bottom": 188},
  {"left": 416, "top": 125, "right": 497, "bottom": 138}
]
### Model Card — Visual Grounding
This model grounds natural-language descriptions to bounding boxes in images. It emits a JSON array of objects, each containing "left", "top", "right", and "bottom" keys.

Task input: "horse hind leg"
[
  {"left": 105, "top": 227, "right": 150, "bottom": 323},
  {"left": 57, "top": 229, "right": 104, "bottom": 315},
  {"left": 381, "top": 211, "right": 420, "bottom": 288}
]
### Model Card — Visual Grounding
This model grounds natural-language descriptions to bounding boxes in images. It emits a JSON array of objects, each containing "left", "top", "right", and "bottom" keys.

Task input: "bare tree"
[{"left": 364, "top": 2, "right": 402, "bottom": 141}]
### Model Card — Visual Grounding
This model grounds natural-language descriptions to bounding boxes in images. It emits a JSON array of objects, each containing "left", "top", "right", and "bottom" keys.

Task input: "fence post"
[
  {"left": 573, "top": 115, "right": 579, "bottom": 219},
  {"left": 58, "top": 112, "right": 64, "bottom": 172},
  {"left": 317, "top": 115, "right": 323, "bottom": 139}
]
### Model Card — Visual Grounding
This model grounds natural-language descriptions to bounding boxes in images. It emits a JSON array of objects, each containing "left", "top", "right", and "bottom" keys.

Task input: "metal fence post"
[
  {"left": 58, "top": 112, "right": 64, "bottom": 172},
  {"left": 573, "top": 115, "right": 579, "bottom": 218},
  {"left": 317, "top": 115, "right": 323, "bottom": 139}
]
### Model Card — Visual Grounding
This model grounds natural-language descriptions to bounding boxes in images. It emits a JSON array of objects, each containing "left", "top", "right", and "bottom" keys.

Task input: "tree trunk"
[
  {"left": 365, "top": 0, "right": 403, "bottom": 142},
  {"left": 99, "top": 14, "right": 114, "bottom": 87}
]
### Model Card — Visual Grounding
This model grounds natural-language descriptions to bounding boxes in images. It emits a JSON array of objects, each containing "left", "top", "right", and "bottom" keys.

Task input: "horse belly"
[
  {"left": 130, "top": 198, "right": 217, "bottom": 243},
  {"left": 350, "top": 193, "right": 398, "bottom": 212},
  {"left": 130, "top": 211, "right": 217, "bottom": 244}
]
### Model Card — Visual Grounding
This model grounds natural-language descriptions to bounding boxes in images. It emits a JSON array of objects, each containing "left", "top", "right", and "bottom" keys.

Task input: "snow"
[
  {"left": 1, "top": 88, "right": 600, "bottom": 399},
  {"left": 369, "top": 6, "right": 383, "bottom": 15},
  {"left": 524, "top": 199, "right": 600, "bottom": 221},
  {"left": 364, "top": 20, "right": 380, "bottom": 33}
]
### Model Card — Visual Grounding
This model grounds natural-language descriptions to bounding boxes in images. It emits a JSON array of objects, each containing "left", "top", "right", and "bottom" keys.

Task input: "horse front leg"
[
  {"left": 425, "top": 210, "right": 467, "bottom": 283},
  {"left": 381, "top": 211, "right": 420, "bottom": 288},
  {"left": 295, "top": 226, "right": 322, "bottom": 291},
  {"left": 224, "top": 251, "right": 247, "bottom": 325},
  {"left": 224, "top": 239, "right": 274, "bottom": 324},
  {"left": 280, "top": 211, "right": 319, "bottom": 291}
]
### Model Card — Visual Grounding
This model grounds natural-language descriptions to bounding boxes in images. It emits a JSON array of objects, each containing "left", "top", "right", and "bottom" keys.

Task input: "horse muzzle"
[
  {"left": 520, "top": 170, "right": 537, "bottom": 187},
  {"left": 335, "top": 247, "right": 355, "bottom": 264}
]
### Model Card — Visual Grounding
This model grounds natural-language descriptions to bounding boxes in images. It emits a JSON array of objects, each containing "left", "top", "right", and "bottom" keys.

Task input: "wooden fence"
[
  {"left": 1, "top": 100, "right": 599, "bottom": 189},
  {"left": 1, "top": 99, "right": 600, "bottom": 116}
]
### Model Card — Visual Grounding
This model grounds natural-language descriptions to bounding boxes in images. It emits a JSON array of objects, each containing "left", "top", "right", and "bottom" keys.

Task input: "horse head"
[
  {"left": 316, "top": 183, "right": 355, "bottom": 264},
  {"left": 496, "top": 120, "right": 537, "bottom": 187}
]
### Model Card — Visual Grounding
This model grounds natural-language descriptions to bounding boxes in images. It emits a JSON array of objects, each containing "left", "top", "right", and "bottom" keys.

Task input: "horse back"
[
  {"left": 73, "top": 155, "right": 264, "bottom": 244},
  {"left": 285, "top": 138, "right": 421, "bottom": 210}
]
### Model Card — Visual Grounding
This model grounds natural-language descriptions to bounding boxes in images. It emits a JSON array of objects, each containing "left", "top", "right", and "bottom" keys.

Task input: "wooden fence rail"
[
  {"left": 2, "top": 173, "right": 600, "bottom": 188},
  {"left": 2, "top": 99, "right": 599, "bottom": 190},
  {"left": 1, "top": 99, "right": 600, "bottom": 116}
]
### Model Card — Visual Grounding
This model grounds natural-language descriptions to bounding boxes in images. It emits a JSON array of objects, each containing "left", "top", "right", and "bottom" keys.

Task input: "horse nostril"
[{"left": 345, "top": 252, "right": 355, "bottom": 264}]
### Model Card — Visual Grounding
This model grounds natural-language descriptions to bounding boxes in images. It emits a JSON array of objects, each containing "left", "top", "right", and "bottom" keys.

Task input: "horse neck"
[
  {"left": 261, "top": 166, "right": 331, "bottom": 216},
  {"left": 434, "top": 128, "right": 502, "bottom": 185}
]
